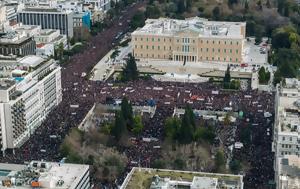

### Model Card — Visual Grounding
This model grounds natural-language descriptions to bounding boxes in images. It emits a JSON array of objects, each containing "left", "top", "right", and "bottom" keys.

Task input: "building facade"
[
  {"left": 273, "top": 78, "right": 300, "bottom": 189},
  {"left": 132, "top": 17, "right": 246, "bottom": 63},
  {"left": 84, "top": 0, "right": 111, "bottom": 11},
  {"left": 0, "top": 56, "right": 62, "bottom": 151},
  {"left": 0, "top": 32, "right": 36, "bottom": 56},
  {"left": 17, "top": 7, "right": 74, "bottom": 38}
]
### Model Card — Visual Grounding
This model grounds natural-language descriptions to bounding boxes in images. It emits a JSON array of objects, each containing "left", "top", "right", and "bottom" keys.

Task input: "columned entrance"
[{"left": 173, "top": 55, "right": 197, "bottom": 62}]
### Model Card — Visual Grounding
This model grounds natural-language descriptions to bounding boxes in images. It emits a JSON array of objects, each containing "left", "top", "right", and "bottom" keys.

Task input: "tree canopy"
[{"left": 121, "top": 53, "right": 139, "bottom": 81}]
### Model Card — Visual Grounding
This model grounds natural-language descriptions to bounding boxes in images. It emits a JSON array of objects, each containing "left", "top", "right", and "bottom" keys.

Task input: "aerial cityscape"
[{"left": 0, "top": 0, "right": 299, "bottom": 189}]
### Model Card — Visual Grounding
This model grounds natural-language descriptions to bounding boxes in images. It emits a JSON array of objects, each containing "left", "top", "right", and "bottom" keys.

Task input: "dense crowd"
[{"left": 0, "top": 2, "right": 275, "bottom": 189}]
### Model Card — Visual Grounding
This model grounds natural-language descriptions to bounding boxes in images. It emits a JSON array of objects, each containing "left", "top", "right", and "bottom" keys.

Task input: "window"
[
  {"left": 193, "top": 40, "right": 195, "bottom": 43},
  {"left": 135, "top": 45, "right": 137, "bottom": 48},
  {"left": 141, "top": 38, "right": 143, "bottom": 41},
  {"left": 213, "top": 41, "right": 215, "bottom": 44},
  {"left": 218, "top": 49, "right": 220, "bottom": 53},
  {"left": 147, "top": 38, "right": 149, "bottom": 41},
  {"left": 164, "top": 46, "right": 166, "bottom": 50},
  {"left": 141, "top": 54, "right": 143, "bottom": 57},
  {"left": 152, "top": 38, "right": 154, "bottom": 42},
  {"left": 212, "top": 48, "right": 215, "bottom": 52},
  {"left": 230, "top": 58, "right": 232, "bottom": 61},
  {"left": 206, "top": 57, "right": 208, "bottom": 60},
  {"left": 236, "top": 50, "right": 239, "bottom": 54},
  {"left": 236, "top": 41, "right": 239, "bottom": 45},
  {"left": 177, "top": 39, "right": 179, "bottom": 42},
  {"left": 236, "top": 58, "right": 238, "bottom": 62},
  {"left": 169, "top": 39, "right": 171, "bottom": 42},
  {"left": 169, "top": 46, "right": 171, "bottom": 50},
  {"left": 290, "top": 137, "right": 293, "bottom": 141},
  {"left": 158, "top": 46, "right": 160, "bottom": 50},
  {"left": 230, "top": 41, "right": 232, "bottom": 45},
  {"left": 140, "top": 45, "right": 143, "bottom": 49},
  {"left": 152, "top": 54, "right": 154, "bottom": 58},
  {"left": 158, "top": 38, "right": 160, "bottom": 42},
  {"left": 206, "top": 40, "right": 209, "bottom": 44},
  {"left": 218, "top": 41, "right": 221, "bottom": 44},
  {"left": 230, "top": 49, "right": 232, "bottom": 53},
  {"left": 224, "top": 58, "right": 226, "bottom": 61},
  {"left": 282, "top": 137, "right": 285, "bottom": 141},
  {"left": 225, "top": 41, "right": 227, "bottom": 45},
  {"left": 206, "top": 48, "right": 209, "bottom": 52},
  {"left": 135, "top": 38, "right": 137, "bottom": 41},
  {"left": 201, "top": 48, "right": 203, "bottom": 52},
  {"left": 164, "top": 38, "right": 165, "bottom": 42},
  {"left": 152, "top": 46, "right": 154, "bottom": 50},
  {"left": 146, "top": 45, "right": 149, "bottom": 49},
  {"left": 201, "top": 40, "right": 203, "bottom": 43},
  {"left": 212, "top": 57, "right": 214, "bottom": 60},
  {"left": 224, "top": 49, "right": 226, "bottom": 53},
  {"left": 282, "top": 144, "right": 285, "bottom": 148}
]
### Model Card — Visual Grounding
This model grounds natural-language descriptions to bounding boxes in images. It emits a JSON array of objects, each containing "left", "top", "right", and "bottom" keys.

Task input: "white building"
[
  {"left": 276, "top": 155, "right": 300, "bottom": 189},
  {"left": 0, "top": 161, "right": 90, "bottom": 189},
  {"left": 84, "top": 0, "right": 111, "bottom": 11},
  {"left": 0, "top": 56, "right": 62, "bottom": 151},
  {"left": 273, "top": 78, "right": 300, "bottom": 189}
]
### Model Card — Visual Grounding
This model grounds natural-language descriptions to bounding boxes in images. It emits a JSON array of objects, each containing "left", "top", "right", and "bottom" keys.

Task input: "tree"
[
  {"left": 258, "top": 67, "right": 270, "bottom": 84},
  {"left": 212, "top": 6, "right": 221, "bottom": 21},
  {"left": 273, "top": 48, "right": 300, "bottom": 78},
  {"left": 111, "top": 111, "right": 126, "bottom": 141},
  {"left": 132, "top": 115, "right": 144, "bottom": 135},
  {"left": 165, "top": 117, "right": 181, "bottom": 140},
  {"left": 173, "top": 158, "right": 186, "bottom": 169},
  {"left": 151, "top": 159, "right": 166, "bottom": 169},
  {"left": 145, "top": 5, "right": 161, "bottom": 19},
  {"left": 215, "top": 150, "right": 225, "bottom": 172},
  {"left": 223, "top": 65, "right": 231, "bottom": 89},
  {"left": 130, "top": 11, "right": 145, "bottom": 30},
  {"left": 178, "top": 105, "right": 195, "bottom": 144},
  {"left": 229, "top": 159, "right": 241, "bottom": 174},
  {"left": 121, "top": 53, "right": 139, "bottom": 81},
  {"left": 57, "top": 42, "right": 64, "bottom": 61},
  {"left": 121, "top": 97, "right": 133, "bottom": 127}
]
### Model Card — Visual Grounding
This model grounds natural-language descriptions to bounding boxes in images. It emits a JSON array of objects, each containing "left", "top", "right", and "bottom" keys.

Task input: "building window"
[
  {"left": 230, "top": 49, "right": 232, "bottom": 53},
  {"left": 193, "top": 40, "right": 195, "bottom": 43},
  {"left": 152, "top": 46, "right": 154, "bottom": 50},
  {"left": 146, "top": 45, "right": 149, "bottom": 49},
  {"left": 152, "top": 38, "right": 154, "bottom": 42},
  {"left": 230, "top": 41, "right": 233, "bottom": 45},
  {"left": 224, "top": 58, "right": 226, "bottom": 61},
  {"left": 141, "top": 54, "right": 143, "bottom": 57},
  {"left": 282, "top": 144, "right": 285, "bottom": 148},
  {"left": 224, "top": 49, "right": 226, "bottom": 53},
  {"left": 206, "top": 40, "right": 209, "bottom": 44},
  {"left": 282, "top": 137, "right": 285, "bottom": 141},
  {"left": 290, "top": 137, "right": 292, "bottom": 141},
  {"left": 213, "top": 41, "right": 215, "bottom": 44},
  {"left": 169, "top": 46, "right": 171, "bottom": 50},
  {"left": 152, "top": 54, "right": 154, "bottom": 58},
  {"left": 212, "top": 57, "right": 214, "bottom": 60},
  {"left": 236, "top": 41, "right": 239, "bottom": 45},
  {"left": 158, "top": 38, "right": 160, "bottom": 42},
  {"left": 170, "top": 39, "right": 171, "bottom": 42},
  {"left": 158, "top": 46, "right": 160, "bottom": 50},
  {"left": 141, "top": 38, "right": 143, "bottom": 41},
  {"left": 236, "top": 50, "right": 239, "bottom": 54},
  {"left": 201, "top": 48, "right": 203, "bottom": 52},
  {"left": 201, "top": 40, "right": 203, "bottom": 43},
  {"left": 135, "top": 38, "right": 137, "bottom": 41},
  {"left": 177, "top": 39, "right": 179, "bottom": 42},
  {"left": 218, "top": 49, "right": 220, "bottom": 53},
  {"left": 206, "top": 48, "right": 209, "bottom": 52},
  {"left": 230, "top": 58, "right": 232, "bottom": 61},
  {"left": 141, "top": 45, "right": 143, "bottom": 49},
  {"left": 164, "top": 38, "right": 165, "bottom": 42},
  {"left": 164, "top": 46, "right": 166, "bottom": 50},
  {"left": 135, "top": 45, "right": 137, "bottom": 48},
  {"left": 236, "top": 58, "right": 238, "bottom": 62},
  {"left": 147, "top": 38, "right": 149, "bottom": 41},
  {"left": 206, "top": 57, "right": 208, "bottom": 60},
  {"left": 218, "top": 41, "right": 220, "bottom": 44},
  {"left": 225, "top": 41, "right": 227, "bottom": 45},
  {"left": 212, "top": 48, "right": 215, "bottom": 52}
]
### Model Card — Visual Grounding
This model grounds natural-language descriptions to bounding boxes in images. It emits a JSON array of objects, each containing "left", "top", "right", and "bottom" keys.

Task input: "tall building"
[
  {"left": 0, "top": 161, "right": 90, "bottom": 189},
  {"left": 0, "top": 32, "right": 36, "bottom": 56},
  {"left": 132, "top": 17, "right": 246, "bottom": 63},
  {"left": 0, "top": 56, "right": 62, "bottom": 151},
  {"left": 17, "top": 7, "right": 74, "bottom": 38},
  {"left": 273, "top": 78, "right": 300, "bottom": 189}
]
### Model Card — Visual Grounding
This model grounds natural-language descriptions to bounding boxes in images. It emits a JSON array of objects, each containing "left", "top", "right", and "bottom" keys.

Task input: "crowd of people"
[{"left": 0, "top": 1, "right": 276, "bottom": 189}]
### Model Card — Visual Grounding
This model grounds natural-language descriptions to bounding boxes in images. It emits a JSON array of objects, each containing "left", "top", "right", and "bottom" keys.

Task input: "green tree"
[
  {"left": 165, "top": 117, "right": 181, "bottom": 140},
  {"left": 173, "top": 158, "right": 186, "bottom": 169},
  {"left": 121, "top": 97, "right": 133, "bottom": 127},
  {"left": 223, "top": 65, "right": 231, "bottom": 89},
  {"left": 111, "top": 111, "right": 126, "bottom": 141},
  {"left": 145, "top": 5, "right": 161, "bottom": 19},
  {"left": 273, "top": 48, "right": 300, "bottom": 78},
  {"left": 178, "top": 105, "right": 195, "bottom": 144},
  {"left": 130, "top": 11, "right": 145, "bottom": 30},
  {"left": 229, "top": 159, "right": 241, "bottom": 174},
  {"left": 121, "top": 53, "right": 139, "bottom": 81},
  {"left": 212, "top": 6, "right": 221, "bottom": 21},
  {"left": 151, "top": 159, "right": 166, "bottom": 169},
  {"left": 215, "top": 150, "right": 225, "bottom": 172},
  {"left": 132, "top": 115, "right": 144, "bottom": 135}
]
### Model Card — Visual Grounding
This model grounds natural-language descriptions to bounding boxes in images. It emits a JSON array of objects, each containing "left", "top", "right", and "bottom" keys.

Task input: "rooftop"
[
  {"left": 0, "top": 79, "right": 16, "bottom": 90},
  {"left": 121, "top": 168, "right": 243, "bottom": 189},
  {"left": 18, "top": 55, "right": 44, "bottom": 68},
  {"left": 0, "top": 161, "right": 89, "bottom": 189},
  {"left": 132, "top": 17, "right": 246, "bottom": 39}
]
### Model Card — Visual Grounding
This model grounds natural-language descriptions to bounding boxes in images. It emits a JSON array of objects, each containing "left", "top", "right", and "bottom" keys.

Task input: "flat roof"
[
  {"left": 18, "top": 55, "right": 44, "bottom": 68},
  {"left": 132, "top": 17, "right": 246, "bottom": 39},
  {"left": 121, "top": 168, "right": 243, "bottom": 189}
]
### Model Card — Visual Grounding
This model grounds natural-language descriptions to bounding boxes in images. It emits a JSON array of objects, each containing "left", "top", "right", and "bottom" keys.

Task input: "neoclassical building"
[{"left": 132, "top": 17, "right": 246, "bottom": 63}]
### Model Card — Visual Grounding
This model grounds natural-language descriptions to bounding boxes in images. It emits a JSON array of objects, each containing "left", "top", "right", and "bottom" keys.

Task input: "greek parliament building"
[
  {"left": 17, "top": 7, "right": 73, "bottom": 38},
  {"left": 132, "top": 17, "right": 246, "bottom": 63}
]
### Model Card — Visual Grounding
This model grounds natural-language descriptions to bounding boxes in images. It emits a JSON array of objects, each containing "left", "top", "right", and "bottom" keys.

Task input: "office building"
[
  {"left": 0, "top": 56, "right": 62, "bottom": 151},
  {"left": 17, "top": 7, "right": 74, "bottom": 38},
  {"left": 273, "top": 78, "right": 300, "bottom": 189},
  {"left": 73, "top": 12, "right": 91, "bottom": 40},
  {"left": 121, "top": 167, "right": 244, "bottom": 189},
  {"left": 0, "top": 31, "right": 36, "bottom": 56},
  {"left": 132, "top": 17, "right": 246, "bottom": 63},
  {"left": 0, "top": 161, "right": 90, "bottom": 189}
]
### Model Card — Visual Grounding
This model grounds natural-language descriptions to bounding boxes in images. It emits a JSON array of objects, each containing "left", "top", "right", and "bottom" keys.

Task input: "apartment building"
[
  {"left": 132, "top": 17, "right": 246, "bottom": 63},
  {"left": 17, "top": 7, "right": 74, "bottom": 38},
  {"left": 0, "top": 31, "right": 36, "bottom": 56},
  {"left": 273, "top": 78, "right": 300, "bottom": 189},
  {"left": 0, "top": 56, "right": 62, "bottom": 151},
  {"left": 0, "top": 161, "right": 90, "bottom": 189}
]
